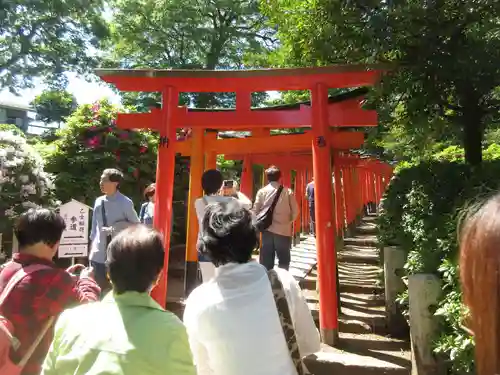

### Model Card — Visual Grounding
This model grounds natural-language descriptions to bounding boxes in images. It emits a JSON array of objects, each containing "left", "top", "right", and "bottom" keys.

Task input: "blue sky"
[{"left": 0, "top": 72, "right": 121, "bottom": 108}]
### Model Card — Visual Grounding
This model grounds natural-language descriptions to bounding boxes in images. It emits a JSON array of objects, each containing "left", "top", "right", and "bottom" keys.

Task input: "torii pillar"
[
  {"left": 311, "top": 83, "right": 339, "bottom": 345},
  {"left": 150, "top": 87, "right": 178, "bottom": 307},
  {"left": 205, "top": 130, "right": 217, "bottom": 170},
  {"left": 185, "top": 128, "right": 204, "bottom": 295},
  {"left": 240, "top": 156, "right": 253, "bottom": 198}
]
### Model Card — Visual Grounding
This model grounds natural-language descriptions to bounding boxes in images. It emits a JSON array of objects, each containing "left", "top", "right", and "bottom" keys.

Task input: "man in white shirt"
[
  {"left": 253, "top": 166, "right": 299, "bottom": 270},
  {"left": 184, "top": 200, "right": 320, "bottom": 375}
]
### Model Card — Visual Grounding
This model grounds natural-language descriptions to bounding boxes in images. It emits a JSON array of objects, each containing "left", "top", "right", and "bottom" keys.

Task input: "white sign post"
[{"left": 58, "top": 199, "right": 91, "bottom": 259}]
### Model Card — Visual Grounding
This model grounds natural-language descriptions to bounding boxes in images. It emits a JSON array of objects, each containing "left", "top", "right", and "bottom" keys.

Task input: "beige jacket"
[{"left": 253, "top": 182, "right": 299, "bottom": 237}]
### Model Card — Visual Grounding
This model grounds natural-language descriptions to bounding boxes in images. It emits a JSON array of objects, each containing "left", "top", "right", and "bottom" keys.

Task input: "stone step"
[
  {"left": 340, "top": 282, "right": 384, "bottom": 295},
  {"left": 304, "top": 334, "right": 410, "bottom": 375},
  {"left": 304, "top": 335, "right": 411, "bottom": 375},
  {"left": 344, "top": 235, "right": 379, "bottom": 247},
  {"left": 300, "top": 273, "right": 317, "bottom": 290},
  {"left": 356, "top": 224, "right": 378, "bottom": 235},
  {"left": 339, "top": 249, "right": 379, "bottom": 266}
]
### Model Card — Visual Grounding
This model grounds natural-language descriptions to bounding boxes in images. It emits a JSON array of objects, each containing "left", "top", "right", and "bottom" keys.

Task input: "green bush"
[
  {"left": 43, "top": 100, "right": 190, "bottom": 245},
  {"left": 433, "top": 143, "right": 500, "bottom": 163},
  {"left": 378, "top": 160, "right": 500, "bottom": 374}
]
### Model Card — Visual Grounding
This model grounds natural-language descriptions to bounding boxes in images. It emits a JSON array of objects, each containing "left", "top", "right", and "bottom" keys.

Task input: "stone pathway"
[
  {"left": 250, "top": 235, "right": 317, "bottom": 279},
  {"left": 302, "top": 215, "right": 411, "bottom": 375},
  {"left": 277, "top": 235, "right": 318, "bottom": 279}
]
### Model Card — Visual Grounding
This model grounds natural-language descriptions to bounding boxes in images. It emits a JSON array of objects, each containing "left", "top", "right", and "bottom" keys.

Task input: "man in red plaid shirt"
[{"left": 0, "top": 208, "right": 100, "bottom": 375}]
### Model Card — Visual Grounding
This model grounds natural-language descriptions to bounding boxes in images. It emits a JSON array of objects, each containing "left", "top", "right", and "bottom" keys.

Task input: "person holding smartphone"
[{"left": 194, "top": 170, "right": 252, "bottom": 283}]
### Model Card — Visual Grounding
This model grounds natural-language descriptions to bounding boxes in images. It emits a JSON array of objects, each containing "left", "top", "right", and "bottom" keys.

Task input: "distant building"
[{"left": 0, "top": 100, "right": 32, "bottom": 132}]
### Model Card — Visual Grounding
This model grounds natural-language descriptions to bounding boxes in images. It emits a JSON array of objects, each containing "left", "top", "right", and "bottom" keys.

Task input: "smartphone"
[{"left": 223, "top": 180, "right": 235, "bottom": 188}]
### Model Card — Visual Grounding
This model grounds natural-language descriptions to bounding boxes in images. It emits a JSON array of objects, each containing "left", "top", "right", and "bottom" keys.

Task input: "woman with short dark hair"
[
  {"left": 184, "top": 201, "right": 320, "bottom": 375},
  {"left": 194, "top": 169, "right": 252, "bottom": 282},
  {"left": 42, "top": 225, "right": 196, "bottom": 375},
  {"left": 139, "top": 183, "right": 156, "bottom": 226}
]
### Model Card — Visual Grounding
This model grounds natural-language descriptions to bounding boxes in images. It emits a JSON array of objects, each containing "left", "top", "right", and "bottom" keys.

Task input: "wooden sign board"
[{"left": 58, "top": 199, "right": 91, "bottom": 258}]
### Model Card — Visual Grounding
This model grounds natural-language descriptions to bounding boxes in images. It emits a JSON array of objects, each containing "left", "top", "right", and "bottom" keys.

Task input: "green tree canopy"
[
  {"left": 1, "top": 0, "right": 109, "bottom": 91},
  {"left": 262, "top": 0, "right": 500, "bottom": 165},
  {"left": 31, "top": 89, "right": 78, "bottom": 125},
  {"left": 108, "top": 0, "right": 276, "bottom": 108}
]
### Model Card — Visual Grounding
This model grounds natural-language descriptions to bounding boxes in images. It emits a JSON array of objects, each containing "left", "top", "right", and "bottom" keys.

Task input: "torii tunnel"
[{"left": 96, "top": 65, "right": 393, "bottom": 346}]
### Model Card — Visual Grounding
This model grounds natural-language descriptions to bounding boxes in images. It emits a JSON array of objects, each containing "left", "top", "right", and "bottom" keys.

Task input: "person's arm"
[
  {"left": 252, "top": 190, "right": 264, "bottom": 215},
  {"left": 235, "top": 191, "right": 252, "bottom": 210},
  {"left": 194, "top": 198, "right": 207, "bottom": 229},
  {"left": 280, "top": 271, "right": 321, "bottom": 356},
  {"left": 185, "top": 331, "right": 213, "bottom": 375},
  {"left": 40, "top": 311, "right": 68, "bottom": 375},
  {"left": 89, "top": 199, "right": 98, "bottom": 241},
  {"left": 164, "top": 325, "right": 198, "bottom": 375},
  {"left": 124, "top": 198, "right": 140, "bottom": 223},
  {"left": 138, "top": 203, "right": 146, "bottom": 223},
  {"left": 288, "top": 190, "right": 299, "bottom": 223},
  {"left": 183, "top": 296, "right": 214, "bottom": 375},
  {"left": 41, "top": 270, "right": 100, "bottom": 317}
]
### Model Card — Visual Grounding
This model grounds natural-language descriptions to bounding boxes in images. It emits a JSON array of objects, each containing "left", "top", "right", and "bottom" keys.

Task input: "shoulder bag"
[
  {"left": 101, "top": 202, "right": 112, "bottom": 253},
  {"left": 267, "top": 269, "right": 311, "bottom": 375},
  {"left": 0, "top": 265, "right": 56, "bottom": 375},
  {"left": 255, "top": 185, "right": 283, "bottom": 232}
]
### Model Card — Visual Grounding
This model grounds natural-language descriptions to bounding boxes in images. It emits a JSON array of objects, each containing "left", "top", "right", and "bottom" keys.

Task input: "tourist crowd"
[{"left": 0, "top": 166, "right": 320, "bottom": 375}]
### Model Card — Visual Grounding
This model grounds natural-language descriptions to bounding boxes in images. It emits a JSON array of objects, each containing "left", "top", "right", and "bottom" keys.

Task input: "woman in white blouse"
[
  {"left": 184, "top": 200, "right": 321, "bottom": 375},
  {"left": 194, "top": 169, "right": 252, "bottom": 282}
]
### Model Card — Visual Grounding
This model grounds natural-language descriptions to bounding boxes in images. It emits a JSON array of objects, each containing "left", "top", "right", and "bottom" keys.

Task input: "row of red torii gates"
[{"left": 96, "top": 65, "right": 393, "bottom": 346}]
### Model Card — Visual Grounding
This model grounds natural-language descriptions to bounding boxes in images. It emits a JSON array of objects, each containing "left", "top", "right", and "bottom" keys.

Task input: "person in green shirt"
[{"left": 41, "top": 225, "right": 196, "bottom": 375}]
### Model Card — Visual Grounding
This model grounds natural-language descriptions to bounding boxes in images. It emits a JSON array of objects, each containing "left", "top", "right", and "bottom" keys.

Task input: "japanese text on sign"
[{"left": 59, "top": 200, "right": 90, "bottom": 258}]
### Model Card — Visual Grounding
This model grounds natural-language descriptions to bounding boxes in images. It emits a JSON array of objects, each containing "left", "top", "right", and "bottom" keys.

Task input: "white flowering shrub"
[{"left": 0, "top": 129, "right": 56, "bottom": 234}]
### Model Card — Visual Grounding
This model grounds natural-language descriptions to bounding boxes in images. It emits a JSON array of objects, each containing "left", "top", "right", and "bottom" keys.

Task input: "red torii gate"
[{"left": 96, "top": 65, "right": 383, "bottom": 346}]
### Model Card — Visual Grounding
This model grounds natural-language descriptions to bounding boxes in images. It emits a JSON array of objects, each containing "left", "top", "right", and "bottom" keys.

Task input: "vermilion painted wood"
[
  {"left": 174, "top": 132, "right": 365, "bottom": 156},
  {"left": 150, "top": 87, "right": 178, "bottom": 307},
  {"left": 96, "top": 66, "right": 380, "bottom": 92},
  {"left": 333, "top": 164, "right": 345, "bottom": 231},
  {"left": 204, "top": 131, "right": 217, "bottom": 170},
  {"left": 114, "top": 99, "right": 377, "bottom": 130},
  {"left": 294, "top": 171, "right": 304, "bottom": 236},
  {"left": 311, "top": 83, "right": 339, "bottom": 331},
  {"left": 282, "top": 169, "right": 291, "bottom": 188},
  {"left": 240, "top": 156, "right": 253, "bottom": 198}
]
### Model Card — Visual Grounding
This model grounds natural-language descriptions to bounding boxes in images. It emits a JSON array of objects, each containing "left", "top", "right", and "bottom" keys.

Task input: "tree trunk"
[{"left": 462, "top": 110, "right": 483, "bottom": 166}]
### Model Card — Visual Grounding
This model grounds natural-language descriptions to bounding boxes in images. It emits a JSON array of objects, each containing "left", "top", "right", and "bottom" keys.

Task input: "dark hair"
[
  {"left": 106, "top": 225, "right": 164, "bottom": 294},
  {"left": 144, "top": 183, "right": 156, "bottom": 199},
  {"left": 460, "top": 194, "right": 500, "bottom": 375},
  {"left": 14, "top": 208, "right": 66, "bottom": 249},
  {"left": 199, "top": 200, "right": 258, "bottom": 266},
  {"left": 102, "top": 168, "right": 123, "bottom": 183},
  {"left": 201, "top": 169, "right": 223, "bottom": 195},
  {"left": 265, "top": 165, "right": 281, "bottom": 182}
]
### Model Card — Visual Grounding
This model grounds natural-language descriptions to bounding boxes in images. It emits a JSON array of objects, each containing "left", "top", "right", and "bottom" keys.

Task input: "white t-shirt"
[{"left": 183, "top": 261, "right": 321, "bottom": 375}]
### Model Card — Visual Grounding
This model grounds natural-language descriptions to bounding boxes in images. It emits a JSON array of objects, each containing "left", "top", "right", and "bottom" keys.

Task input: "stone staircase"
[{"left": 302, "top": 215, "right": 411, "bottom": 375}]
